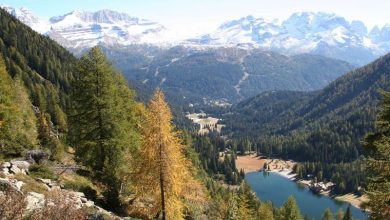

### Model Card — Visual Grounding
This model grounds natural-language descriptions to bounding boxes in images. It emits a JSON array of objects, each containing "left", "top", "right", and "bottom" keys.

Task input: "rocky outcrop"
[
  {"left": 0, "top": 160, "right": 120, "bottom": 219},
  {"left": 26, "top": 192, "right": 45, "bottom": 211},
  {"left": 1, "top": 160, "right": 30, "bottom": 175}
]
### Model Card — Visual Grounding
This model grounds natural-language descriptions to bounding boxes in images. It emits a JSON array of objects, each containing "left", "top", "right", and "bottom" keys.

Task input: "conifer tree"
[
  {"left": 322, "top": 208, "right": 334, "bottom": 220},
  {"left": 227, "top": 194, "right": 239, "bottom": 220},
  {"left": 342, "top": 206, "right": 352, "bottom": 220},
  {"left": 237, "top": 193, "right": 252, "bottom": 219},
  {"left": 131, "top": 90, "right": 203, "bottom": 219},
  {"left": 364, "top": 90, "right": 390, "bottom": 218},
  {"left": 280, "top": 196, "right": 303, "bottom": 220},
  {"left": 336, "top": 208, "right": 344, "bottom": 220},
  {"left": 258, "top": 202, "right": 274, "bottom": 220},
  {"left": 68, "top": 47, "right": 139, "bottom": 206}
]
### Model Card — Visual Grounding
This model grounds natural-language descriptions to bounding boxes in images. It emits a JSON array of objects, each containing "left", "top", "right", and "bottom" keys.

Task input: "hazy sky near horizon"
[{"left": 2, "top": 0, "right": 390, "bottom": 37}]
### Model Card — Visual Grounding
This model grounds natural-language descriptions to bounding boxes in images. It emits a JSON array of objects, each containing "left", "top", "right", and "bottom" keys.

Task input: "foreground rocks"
[
  {"left": 26, "top": 192, "right": 45, "bottom": 211},
  {"left": 1, "top": 160, "right": 30, "bottom": 175},
  {"left": 0, "top": 160, "right": 120, "bottom": 219}
]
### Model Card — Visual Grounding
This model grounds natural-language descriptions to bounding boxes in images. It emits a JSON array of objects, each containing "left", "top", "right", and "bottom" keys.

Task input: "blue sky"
[{"left": 2, "top": 0, "right": 390, "bottom": 36}]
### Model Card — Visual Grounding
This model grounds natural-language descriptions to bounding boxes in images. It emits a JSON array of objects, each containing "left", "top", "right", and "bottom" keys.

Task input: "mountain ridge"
[
  {"left": 3, "top": 6, "right": 390, "bottom": 65},
  {"left": 190, "top": 12, "right": 390, "bottom": 65},
  {"left": 105, "top": 45, "right": 354, "bottom": 105}
]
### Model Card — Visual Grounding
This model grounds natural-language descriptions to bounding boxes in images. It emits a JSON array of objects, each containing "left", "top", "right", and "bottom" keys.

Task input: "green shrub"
[
  {"left": 61, "top": 174, "right": 98, "bottom": 201},
  {"left": 14, "top": 173, "right": 47, "bottom": 194},
  {"left": 29, "top": 164, "right": 57, "bottom": 180}
]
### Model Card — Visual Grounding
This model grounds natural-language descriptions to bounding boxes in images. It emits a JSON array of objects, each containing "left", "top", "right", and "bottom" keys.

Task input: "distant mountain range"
[
  {"left": 190, "top": 13, "right": 390, "bottom": 65},
  {"left": 1, "top": 7, "right": 174, "bottom": 49},
  {"left": 104, "top": 45, "right": 353, "bottom": 105},
  {"left": 0, "top": 6, "right": 357, "bottom": 104},
  {"left": 3, "top": 6, "right": 390, "bottom": 65}
]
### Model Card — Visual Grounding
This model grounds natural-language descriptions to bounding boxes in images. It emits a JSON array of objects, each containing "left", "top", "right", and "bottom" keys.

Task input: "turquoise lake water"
[{"left": 246, "top": 171, "right": 368, "bottom": 220}]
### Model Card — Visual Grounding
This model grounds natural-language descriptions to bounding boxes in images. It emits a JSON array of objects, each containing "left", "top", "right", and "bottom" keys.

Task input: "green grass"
[
  {"left": 28, "top": 164, "right": 58, "bottom": 180},
  {"left": 60, "top": 173, "right": 99, "bottom": 201},
  {"left": 14, "top": 173, "right": 47, "bottom": 194}
]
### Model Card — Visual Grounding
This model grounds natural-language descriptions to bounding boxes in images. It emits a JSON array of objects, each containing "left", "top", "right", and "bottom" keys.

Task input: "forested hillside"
[
  {"left": 223, "top": 53, "right": 390, "bottom": 193},
  {"left": 225, "top": 53, "right": 390, "bottom": 160},
  {"left": 0, "top": 8, "right": 77, "bottom": 157},
  {"left": 104, "top": 45, "right": 354, "bottom": 106}
]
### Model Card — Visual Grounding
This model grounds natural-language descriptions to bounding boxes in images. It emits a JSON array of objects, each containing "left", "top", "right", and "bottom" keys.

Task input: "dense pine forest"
[{"left": 0, "top": 6, "right": 389, "bottom": 220}]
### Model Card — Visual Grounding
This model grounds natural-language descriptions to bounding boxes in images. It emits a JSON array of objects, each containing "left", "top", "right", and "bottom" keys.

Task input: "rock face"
[
  {"left": 1, "top": 162, "right": 11, "bottom": 168},
  {"left": 1, "top": 160, "right": 30, "bottom": 175},
  {"left": 11, "top": 160, "right": 30, "bottom": 170},
  {"left": 26, "top": 192, "right": 45, "bottom": 211},
  {"left": 15, "top": 181, "right": 24, "bottom": 191},
  {"left": 10, "top": 165, "right": 21, "bottom": 174}
]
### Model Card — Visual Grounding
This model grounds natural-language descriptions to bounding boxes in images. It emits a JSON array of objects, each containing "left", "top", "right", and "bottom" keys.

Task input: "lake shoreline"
[
  {"left": 246, "top": 171, "right": 368, "bottom": 219},
  {"left": 236, "top": 155, "right": 367, "bottom": 211},
  {"left": 271, "top": 170, "right": 367, "bottom": 211}
]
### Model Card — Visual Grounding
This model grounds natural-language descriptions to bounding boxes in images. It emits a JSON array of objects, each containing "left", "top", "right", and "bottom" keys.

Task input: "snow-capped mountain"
[
  {"left": 1, "top": 6, "right": 49, "bottom": 33},
  {"left": 1, "top": 6, "right": 175, "bottom": 49},
  {"left": 2, "top": 6, "right": 390, "bottom": 65},
  {"left": 47, "top": 10, "right": 175, "bottom": 49},
  {"left": 189, "top": 12, "right": 390, "bottom": 65}
]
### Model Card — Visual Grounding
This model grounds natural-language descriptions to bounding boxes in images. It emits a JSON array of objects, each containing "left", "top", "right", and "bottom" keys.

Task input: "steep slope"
[
  {"left": 0, "top": 8, "right": 76, "bottom": 131},
  {"left": 224, "top": 53, "right": 390, "bottom": 162},
  {"left": 105, "top": 46, "right": 353, "bottom": 106}
]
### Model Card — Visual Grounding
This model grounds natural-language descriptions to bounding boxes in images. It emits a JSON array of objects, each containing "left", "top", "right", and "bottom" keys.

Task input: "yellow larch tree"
[{"left": 130, "top": 89, "right": 204, "bottom": 220}]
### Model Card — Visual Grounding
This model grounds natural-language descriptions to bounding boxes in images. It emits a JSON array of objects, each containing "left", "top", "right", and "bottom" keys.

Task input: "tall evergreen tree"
[
  {"left": 342, "top": 206, "right": 353, "bottom": 220},
  {"left": 68, "top": 47, "right": 139, "bottom": 206},
  {"left": 364, "top": 90, "right": 390, "bottom": 218}
]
